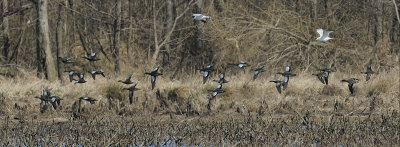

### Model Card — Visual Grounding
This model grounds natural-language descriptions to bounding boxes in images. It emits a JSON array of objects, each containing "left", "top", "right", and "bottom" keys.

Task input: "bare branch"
[
  {"left": 151, "top": 0, "right": 197, "bottom": 65},
  {"left": 394, "top": 0, "right": 400, "bottom": 25},
  {"left": 158, "top": 0, "right": 197, "bottom": 48}
]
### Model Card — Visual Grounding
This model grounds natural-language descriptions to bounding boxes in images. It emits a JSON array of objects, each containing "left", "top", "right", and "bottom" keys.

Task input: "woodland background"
[{"left": 0, "top": 0, "right": 399, "bottom": 80}]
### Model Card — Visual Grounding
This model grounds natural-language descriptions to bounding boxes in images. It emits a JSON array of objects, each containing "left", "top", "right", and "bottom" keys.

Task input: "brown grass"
[{"left": 0, "top": 60, "right": 399, "bottom": 145}]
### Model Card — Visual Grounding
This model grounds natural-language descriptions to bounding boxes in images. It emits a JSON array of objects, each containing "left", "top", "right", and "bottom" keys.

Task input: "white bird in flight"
[
  {"left": 192, "top": 14, "right": 210, "bottom": 23},
  {"left": 316, "top": 28, "right": 333, "bottom": 42}
]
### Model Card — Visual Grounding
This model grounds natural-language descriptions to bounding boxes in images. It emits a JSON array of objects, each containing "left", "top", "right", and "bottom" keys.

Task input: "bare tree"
[
  {"left": 112, "top": 0, "right": 122, "bottom": 75},
  {"left": 36, "top": 0, "right": 58, "bottom": 81},
  {"left": 393, "top": 0, "right": 400, "bottom": 25},
  {"left": 0, "top": 0, "right": 398, "bottom": 79},
  {"left": 56, "top": 2, "right": 64, "bottom": 80},
  {"left": 150, "top": 0, "right": 196, "bottom": 66},
  {"left": 2, "top": 0, "right": 9, "bottom": 62}
]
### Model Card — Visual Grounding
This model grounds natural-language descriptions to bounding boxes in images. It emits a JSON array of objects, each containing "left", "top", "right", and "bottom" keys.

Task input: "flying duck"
[
  {"left": 34, "top": 89, "right": 62, "bottom": 110},
  {"left": 208, "top": 84, "right": 224, "bottom": 99},
  {"left": 118, "top": 74, "right": 134, "bottom": 84},
  {"left": 316, "top": 28, "right": 333, "bottom": 42},
  {"left": 318, "top": 68, "right": 335, "bottom": 85},
  {"left": 270, "top": 80, "right": 283, "bottom": 94},
  {"left": 192, "top": 14, "right": 211, "bottom": 23},
  {"left": 82, "top": 52, "right": 100, "bottom": 62},
  {"left": 65, "top": 70, "right": 79, "bottom": 82},
  {"left": 198, "top": 65, "right": 215, "bottom": 84},
  {"left": 87, "top": 70, "right": 105, "bottom": 80},
  {"left": 228, "top": 61, "right": 250, "bottom": 68},
  {"left": 59, "top": 57, "right": 73, "bottom": 64},
  {"left": 276, "top": 72, "right": 296, "bottom": 90},
  {"left": 341, "top": 78, "right": 359, "bottom": 95},
  {"left": 213, "top": 73, "right": 229, "bottom": 84},
  {"left": 74, "top": 73, "right": 87, "bottom": 84},
  {"left": 79, "top": 97, "right": 97, "bottom": 104},
  {"left": 144, "top": 67, "right": 163, "bottom": 90},
  {"left": 122, "top": 84, "right": 140, "bottom": 104},
  {"left": 34, "top": 89, "right": 52, "bottom": 103},
  {"left": 49, "top": 96, "right": 62, "bottom": 110},
  {"left": 253, "top": 65, "right": 265, "bottom": 80},
  {"left": 361, "top": 64, "right": 374, "bottom": 81}
]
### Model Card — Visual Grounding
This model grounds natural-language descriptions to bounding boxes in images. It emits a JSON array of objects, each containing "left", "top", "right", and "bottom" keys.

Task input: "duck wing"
[
  {"left": 366, "top": 73, "right": 371, "bottom": 81},
  {"left": 129, "top": 90, "right": 134, "bottom": 104},
  {"left": 317, "top": 75, "right": 325, "bottom": 84},
  {"left": 253, "top": 71, "right": 259, "bottom": 80},
  {"left": 203, "top": 71, "right": 209, "bottom": 84},
  {"left": 151, "top": 76, "right": 156, "bottom": 90},
  {"left": 51, "top": 101, "right": 57, "bottom": 110},
  {"left": 323, "top": 75, "right": 329, "bottom": 85},
  {"left": 276, "top": 82, "right": 282, "bottom": 94},
  {"left": 348, "top": 83, "right": 354, "bottom": 94}
]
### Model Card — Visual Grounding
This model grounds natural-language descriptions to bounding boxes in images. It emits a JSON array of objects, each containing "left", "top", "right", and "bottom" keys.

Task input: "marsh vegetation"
[{"left": 1, "top": 0, "right": 399, "bottom": 145}]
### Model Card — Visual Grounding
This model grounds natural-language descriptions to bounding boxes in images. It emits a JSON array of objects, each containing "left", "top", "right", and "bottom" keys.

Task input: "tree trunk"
[
  {"left": 374, "top": 0, "right": 383, "bottom": 44},
  {"left": 56, "top": 3, "right": 64, "bottom": 80},
  {"left": 194, "top": 0, "right": 210, "bottom": 62},
  {"left": 112, "top": 0, "right": 121, "bottom": 75},
  {"left": 127, "top": 0, "right": 133, "bottom": 62},
  {"left": 35, "top": 18, "right": 43, "bottom": 77},
  {"left": 38, "top": 0, "right": 58, "bottom": 81},
  {"left": 2, "top": 0, "right": 9, "bottom": 62},
  {"left": 151, "top": 0, "right": 160, "bottom": 66},
  {"left": 163, "top": 0, "right": 174, "bottom": 66},
  {"left": 64, "top": 0, "right": 70, "bottom": 57},
  {"left": 312, "top": 0, "right": 317, "bottom": 21},
  {"left": 195, "top": 0, "right": 204, "bottom": 50}
]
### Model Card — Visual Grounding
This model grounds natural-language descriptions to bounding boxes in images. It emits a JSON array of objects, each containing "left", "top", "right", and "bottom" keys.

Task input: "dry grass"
[
  {"left": 0, "top": 60, "right": 399, "bottom": 145},
  {"left": 0, "top": 63, "right": 398, "bottom": 116}
]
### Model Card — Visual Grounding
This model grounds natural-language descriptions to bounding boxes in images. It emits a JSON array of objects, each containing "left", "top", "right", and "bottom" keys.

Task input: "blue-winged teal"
[
  {"left": 122, "top": 83, "right": 140, "bottom": 104},
  {"left": 312, "top": 72, "right": 326, "bottom": 84},
  {"left": 192, "top": 14, "right": 211, "bottom": 23},
  {"left": 361, "top": 64, "right": 374, "bottom": 81},
  {"left": 198, "top": 65, "right": 215, "bottom": 84},
  {"left": 276, "top": 72, "right": 296, "bottom": 90},
  {"left": 253, "top": 65, "right": 265, "bottom": 80},
  {"left": 270, "top": 80, "right": 283, "bottom": 94},
  {"left": 213, "top": 73, "right": 229, "bottom": 84},
  {"left": 87, "top": 70, "right": 105, "bottom": 80},
  {"left": 74, "top": 73, "right": 87, "bottom": 84},
  {"left": 34, "top": 89, "right": 62, "bottom": 110},
  {"left": 318, "top": 68, "right": 335, "bottom": 85},
  {"left": 59, "top": 57, "right": 73, "bottom": 64},
  {"left": 118, "top": 74, "right": 134, "bottom": 84},
  {"left": 49, "top": 96, "right": 62, "bottom": 110},
  {"left": 34, "top": 96, "right": 50, "bottom": 105},
  {"left": 228, "top": 61, "right": 250, "bottom": 68},
  {"left": 144, "top": 67, "right": 163, "bottom": 90},
  {"left": 65, "top": 70, "right": 79, "bottom": 82},
  {"left": 79, "top": 96, "right": 97, "bottom": 104},
  {"left": 208, "top": 84, "right": 224, "bottom": 99},
  {"left": 341, "top": 78, "right": 359, "bottom": 95},
  {"left": 34, "top": 89, "right": 51, "bottom": 103},
  {"left": 82, "top": 52, "right": 100, "bottom": 62}
]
